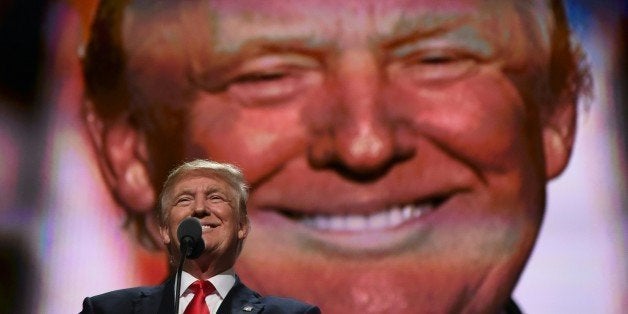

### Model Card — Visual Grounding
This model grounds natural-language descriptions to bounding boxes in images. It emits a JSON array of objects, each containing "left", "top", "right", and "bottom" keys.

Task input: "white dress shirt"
[{"left": 178, "top": 268, "right": 237, "bottom": 314}]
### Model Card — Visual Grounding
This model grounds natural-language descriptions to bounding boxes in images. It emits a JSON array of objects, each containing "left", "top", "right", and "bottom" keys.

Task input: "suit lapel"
[
  {"left": 217, "top": 278, "right": 265, "bottom": 314},
  {"left": 137, "top": 275, "right": 264, "bottom": 314}
]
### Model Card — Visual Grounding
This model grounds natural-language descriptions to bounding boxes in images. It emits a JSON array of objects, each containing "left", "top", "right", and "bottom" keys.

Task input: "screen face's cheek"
[{"left": 126, "top": 0, "right": 553, "bottom": 312}]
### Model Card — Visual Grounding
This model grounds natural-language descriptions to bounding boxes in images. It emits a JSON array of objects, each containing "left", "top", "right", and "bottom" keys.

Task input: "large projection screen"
[{"left": 0, "top": 0, "right": 624, "bottom": 313}]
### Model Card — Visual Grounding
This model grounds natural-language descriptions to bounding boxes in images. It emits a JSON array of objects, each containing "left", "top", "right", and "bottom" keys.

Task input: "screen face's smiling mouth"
[{"left": 292, "top": 199, "right": 441, "bottom": 232}]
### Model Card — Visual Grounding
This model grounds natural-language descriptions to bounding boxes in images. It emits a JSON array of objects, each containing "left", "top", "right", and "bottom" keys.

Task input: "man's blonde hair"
[{"left": 158, "top": 159, "right": 249, "bottom": 226}]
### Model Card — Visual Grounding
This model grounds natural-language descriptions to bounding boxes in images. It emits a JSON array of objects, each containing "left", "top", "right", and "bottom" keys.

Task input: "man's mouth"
[
  {"left": 278, "top": 197, "right": 445, "bottom": 232},
  {"left": 200, "top": 222, "right": 218, "bottom": 231}
]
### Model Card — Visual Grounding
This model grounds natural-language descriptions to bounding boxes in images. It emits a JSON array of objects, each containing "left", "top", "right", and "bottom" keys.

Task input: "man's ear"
[
  {"left": 238, "top": 215, "right": 250, "bottom": 240},
  {"left": 159, "top": 225, "right": 171, "bottom": 245},
  {"left": 542, "top": 95, "right": 577, "bottom": 180},
  {"left": 84, "top": 101, "right": 156, "bottom": 214}
]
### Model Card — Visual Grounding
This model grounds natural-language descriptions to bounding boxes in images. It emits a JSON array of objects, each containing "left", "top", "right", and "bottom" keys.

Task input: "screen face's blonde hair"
[{"left": 158, "top": 159, "right": 249, "bottom": 226}]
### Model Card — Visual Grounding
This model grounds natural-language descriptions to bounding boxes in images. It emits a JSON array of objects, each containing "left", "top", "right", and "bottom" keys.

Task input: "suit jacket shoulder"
[
  {"left": 218, "top": 280, "right": 320, "bottom": 314},
  {"left": 80, "top": 280, "right": 173, "bottom": 314}
]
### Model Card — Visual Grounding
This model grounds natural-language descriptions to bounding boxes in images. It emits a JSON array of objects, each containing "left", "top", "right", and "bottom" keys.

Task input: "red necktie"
[{"left": 183, "top": 280, "right": 215, "bottom": 314}]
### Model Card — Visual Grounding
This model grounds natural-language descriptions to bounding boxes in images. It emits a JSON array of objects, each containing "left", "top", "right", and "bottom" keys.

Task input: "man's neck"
[{"left": 183, "top": 255, "right": 235, "bottom": 280}]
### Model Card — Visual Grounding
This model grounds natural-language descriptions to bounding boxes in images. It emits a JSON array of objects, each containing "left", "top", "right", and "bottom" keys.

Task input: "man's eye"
[
  {"left": 208, "top": 194, "right": 225, "bottom": 202},
  {"left": 176, "top": 197, "right": 192, "bottom": 205}
]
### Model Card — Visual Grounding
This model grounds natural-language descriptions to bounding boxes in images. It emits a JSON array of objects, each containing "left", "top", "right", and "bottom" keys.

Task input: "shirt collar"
[{"left": 181, "top": 268, "right": 236, "bottom": 299}]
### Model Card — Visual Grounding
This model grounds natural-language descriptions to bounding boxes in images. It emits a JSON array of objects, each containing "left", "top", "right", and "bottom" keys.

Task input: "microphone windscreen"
[{"left": 177, "top": 217, "right": 205, "bottom": 259}]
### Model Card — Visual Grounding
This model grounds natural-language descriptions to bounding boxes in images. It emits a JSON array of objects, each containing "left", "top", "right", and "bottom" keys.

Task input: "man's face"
[
  {"left": 159, "top": 175, "right": 248, "bottom": 271},
  {"left": 124, "top": 0, "right": 569, "bottom": 312}
]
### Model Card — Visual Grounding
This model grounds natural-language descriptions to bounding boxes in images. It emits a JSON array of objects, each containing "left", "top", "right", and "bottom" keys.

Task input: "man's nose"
[
  {"left": 306, "top": 50, "right": 411, "bottom": 180},
  {"left": 192, "top": 197, "right": 208, "bottom": 216}
]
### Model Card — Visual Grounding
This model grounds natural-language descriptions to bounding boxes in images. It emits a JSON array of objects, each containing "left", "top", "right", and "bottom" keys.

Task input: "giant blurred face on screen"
[{"left": 83, "top": 0, "right": 585, "bottom": 312}]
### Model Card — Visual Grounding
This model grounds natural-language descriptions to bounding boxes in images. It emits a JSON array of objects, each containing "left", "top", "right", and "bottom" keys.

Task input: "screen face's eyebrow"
[
  {"left": 384, "top": 24, "right": 496, "bottom": 61},
  {"left": 205, "top": 3, "right": 502, "bottom": 60},
  {"left": 168, "top": 0, "right": 542, "bottom": 93}
]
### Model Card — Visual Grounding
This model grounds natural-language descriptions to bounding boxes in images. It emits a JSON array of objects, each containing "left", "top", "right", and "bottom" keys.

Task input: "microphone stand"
[{"left": 174, "top": 238, "right": 193, "bottom": 314}]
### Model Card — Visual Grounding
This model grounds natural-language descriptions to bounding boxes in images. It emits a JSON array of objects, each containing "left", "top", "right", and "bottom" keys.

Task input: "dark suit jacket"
[{"left": 80, "top": 277, "right": 320, "bottom": 314}]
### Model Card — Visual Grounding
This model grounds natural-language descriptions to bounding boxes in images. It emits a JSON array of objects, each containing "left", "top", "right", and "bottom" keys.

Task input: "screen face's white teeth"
[
  {"left": 201, "top": 225, "right": 212, "bottom": 231},
  {"left": 301, "top": 203, "right": 433, "bottom": 232}
]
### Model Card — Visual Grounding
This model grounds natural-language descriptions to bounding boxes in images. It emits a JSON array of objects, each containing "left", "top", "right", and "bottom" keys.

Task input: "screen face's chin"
[{"left": 231, "top": 161, "right": 544, "bottom": 312}]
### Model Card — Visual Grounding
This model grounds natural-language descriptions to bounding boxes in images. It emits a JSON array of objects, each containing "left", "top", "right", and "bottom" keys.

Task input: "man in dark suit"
[{"left": 80, "top": 159, "right": 320, "bottom": 314}]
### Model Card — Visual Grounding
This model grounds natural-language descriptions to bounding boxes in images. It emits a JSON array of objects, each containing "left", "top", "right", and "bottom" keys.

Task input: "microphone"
[
  {"left": 177, "top": 217, "right": 205, "bottom": 259},
  {"left": 173, "top": 217, "right": 205, "bottom": 314}
]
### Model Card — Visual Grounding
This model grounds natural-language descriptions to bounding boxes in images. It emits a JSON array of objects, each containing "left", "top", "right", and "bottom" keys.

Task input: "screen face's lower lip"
[{"left": 249, "top": 197, "right": 448, "bottom": 255}]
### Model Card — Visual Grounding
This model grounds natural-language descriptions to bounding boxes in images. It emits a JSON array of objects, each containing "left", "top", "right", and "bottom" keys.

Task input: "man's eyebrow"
[
  {"left": 204, "top": 186, "right": 226, "bottom": 195},
  {"left": 172, "top": 189, "right": 194, "bottom": 199},
  {"left": 173, "top": 186, "right": 223, "bottom": 197}
]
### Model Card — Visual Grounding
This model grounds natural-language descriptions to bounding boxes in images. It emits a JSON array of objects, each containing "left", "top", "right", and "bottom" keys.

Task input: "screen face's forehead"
[{"left": 122, "top": 0, "right": 553, "bottom": 92}]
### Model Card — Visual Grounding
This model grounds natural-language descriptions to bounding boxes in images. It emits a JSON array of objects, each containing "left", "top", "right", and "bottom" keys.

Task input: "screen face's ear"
[
  {"left": 84, "top": 101, "right": 156, "bottom": 215},
  {"left": 541, "top": 93, "right": 577, "bottom": 181}
]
